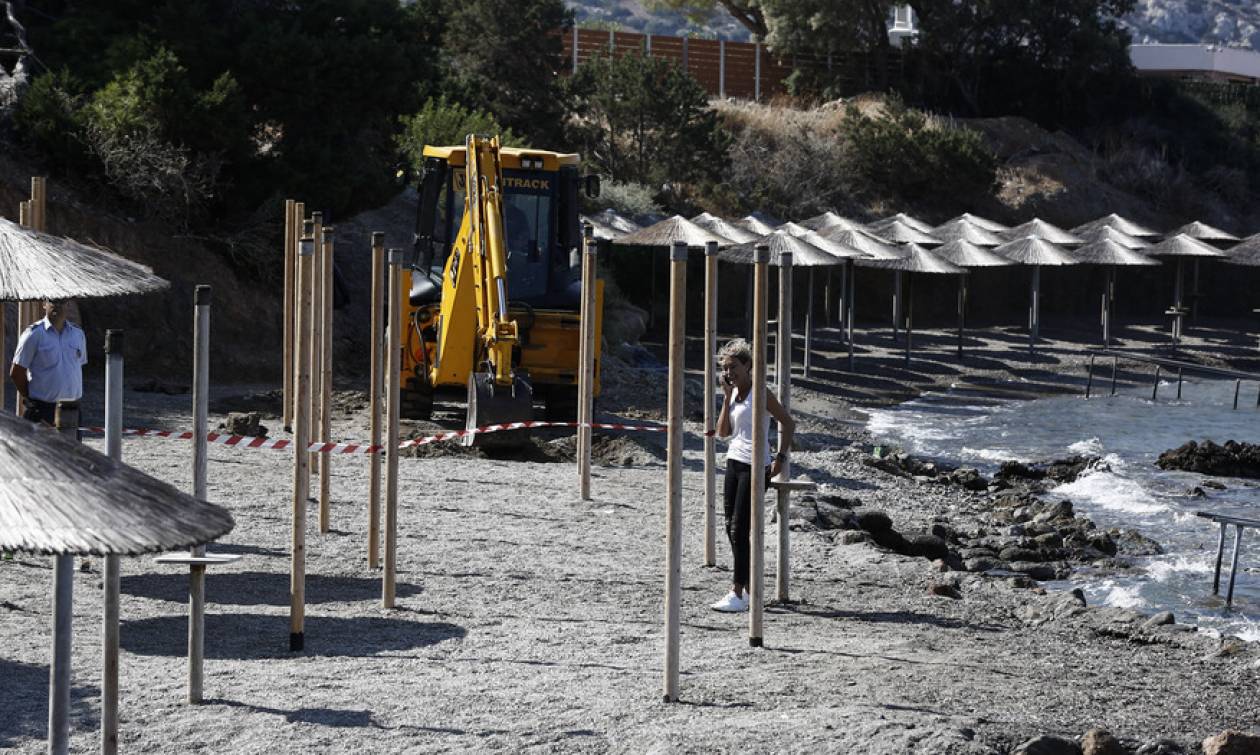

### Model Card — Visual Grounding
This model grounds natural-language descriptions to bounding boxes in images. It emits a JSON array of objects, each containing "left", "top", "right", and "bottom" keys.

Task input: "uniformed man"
[{"left": 9, "top": 298, "right": 87, "bottom": 425}]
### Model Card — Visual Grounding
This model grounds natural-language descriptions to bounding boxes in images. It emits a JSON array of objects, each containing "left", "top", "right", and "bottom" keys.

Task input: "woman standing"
[{"left": 711, "top": 338, "right": 795, "bottom": 613}]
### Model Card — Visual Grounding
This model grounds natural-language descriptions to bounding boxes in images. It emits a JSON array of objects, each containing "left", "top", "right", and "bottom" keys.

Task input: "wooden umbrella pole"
[
  {"left": 283, "top": 199, "right": 295, "bottom": 431},
  {"left": 957, "top": 274, "right": 966, "bottom": 359},
  {"left": 50, "top": 404, "right": 79, "bottom": 755},
  {"left": 774, "top": 251, "right": 793, "bottom": 604},
  {"left": 703, "top": 240, "right": 718, "bottom": 567},
  {"left": 319, "top": 228, "right": 335, "bottom": 533},
  {"left": 188, "top": 285, "right": 211, "bottom": 704},
  {"left": 576, "top": 229, "right": 589, "bottom": 490},
  {"left": 16, "top": 200, "right": 30, "bottom": 418},
  {"left": 662, "top": 240, "right": 687, "bottom": 703},
  {"left": 102, "top": 330, "right": 123, "bottom": 754},
  {"left": 32, "top": 176, "right": 46, "bottom": 232},
  {"left": 804, "top": 268, "right": 814, "bottom": 378},
  {"left": 579, "top": 227, "right": 598, "bottom": 500},
  {"left": 824, "top": 267, "right": 832, "bottom": 325},
  {"left": 291, "top": 201, "right": 306, "bottom": 421},
  {"left": 368, "top": 233, "right": 385, "bottom": 569},
  {"left": 291, "top": 223, "right": 314, "bottom": 651},
  {"left": 838, "top": 262, "right": 848, "bottom": 336},
  {"left": 846, "top": 260, "right": 855, "bottom": 372},
  {"left": 309, "top": 214, "right": 324, "bottom": 480},
  {"left": 892, "top": 270, "right": 901, "bottom": 341},
  {"left": 383, "top": 249, "right": 403, "bottom": 608},
  {"left": 1173, "top": 258, "right": 1185, "bottom": 343},
  {"left": 1029, "top": 266, "right": 1041, "bottom": 353},
  {"left": 749, "top": 244, "right": 770, "bottom": 647},
  {"left": 905, "top": 272, "right": 914, "bottom": 367}
]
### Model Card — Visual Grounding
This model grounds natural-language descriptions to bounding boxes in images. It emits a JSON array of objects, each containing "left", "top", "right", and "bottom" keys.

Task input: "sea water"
[{"left": 866, "top": 378, "right": 1260, "bottom": 641}]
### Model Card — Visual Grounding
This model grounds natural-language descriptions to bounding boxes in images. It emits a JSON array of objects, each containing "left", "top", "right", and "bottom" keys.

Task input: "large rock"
[
  {"left": 1157, "top": 440, "right": 1260, "bottom": 479},
  {"left": 908, "top": 533, "right": 951, "bottom": 560},
  {"left": 1081, "top": 729, "right": 1128, "bottom": 755},
  {"left": 220, "top": 411, "right": 266, "bottom": 437},
  {"left": 996, "top": 456, "right": 1100, "bottom": 485},
  {"left": 1014, "top": 735, "right": 1082, "bottom": 755},
  {"left": 854, "top": 509, "right": 893, "bottom": 534},
  {"left": 1202, "top": 730, "right": 1260, "bottom": 755}
]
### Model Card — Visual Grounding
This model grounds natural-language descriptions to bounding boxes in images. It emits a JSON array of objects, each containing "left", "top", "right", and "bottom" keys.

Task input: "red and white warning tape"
[{"left": 79, "top": 419, "right": 692, "bottom": 456}]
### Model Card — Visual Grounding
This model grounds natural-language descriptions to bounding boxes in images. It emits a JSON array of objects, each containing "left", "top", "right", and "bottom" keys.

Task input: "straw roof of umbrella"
[
  {"left": 864, "top": 218, "right": 943, "bottom": 246},
  {"left": 591, "top": 208, "right": 642, "bottom": 235},
  {"left": 800, "top": 211, "right": 867, "bottom": 233},
  {"left": 946, "top": 213, "right": 1009, "bottom": 233},
  {"left": 875, "top": 212, "right": 936, "bottom": 234},
  {"left": 0, "top": 412, "right": 234, "bottom": 555},
  {"left": 1166, "top": 221, "right": 1239, "bottom": 244},
  {"left": 930, "top": 218, "right": 1006, "bottom": 247},
  {"left": 1070, "top": 239, "right": 1162, "bottom": 267},
  {"left": 580, "top": 214, "right": 629, "bottom": 242},
  {"left": 934, "top": 239, "right": 1018, "bottom": 268},
  {"left": 0, "top": 218, "right": 169, "bottom": 300},
  {"left": 691, "top": 212, "right": 760, "bottom": 244},
  {"left": 857, "top": 243, "right": 964, "bottom": 274},
  {"left": 776, "top": 220, "right": 813, "bottom": 236},
  {"left": 792, "top": 229, "right": 868, "bottom": 260},
  {"left": 736, "top": 215, "right": 779, "bottom": 236},
  {"left": 612, "top": 215, "right": 728, "bottom": 248},
  {"left": 993, "top": 236, "right": 1081, "bottom": 266},
  {"left": 720, "top": 230, "right": 851, "bottom": 267},
  {"left": 1071, "top": 213, "right": 1161, "bottom": 239},
  {"left": 1144, "top": 233, "right": 1229, "bottom": 258},
  {"left": 1002, "top": 218, "right": 1084, "bottom": 246},
  {"left": 1074, "top": 225, "right": 1152, "bottom": 250},
  {"left": 820, "top": 228, "right": 907, "bottom": 260},
  {"left": 1223, "top": 233, "right": 1260, "bottom": 266}
]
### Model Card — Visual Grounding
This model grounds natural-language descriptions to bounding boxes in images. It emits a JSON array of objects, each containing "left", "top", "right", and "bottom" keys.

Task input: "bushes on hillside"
[{"left": 396, "top": 96, "right": 520, "bottom": 178}]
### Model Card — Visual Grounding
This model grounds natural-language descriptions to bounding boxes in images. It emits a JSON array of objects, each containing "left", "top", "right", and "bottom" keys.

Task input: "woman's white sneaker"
[{"left": 710, "top": 590, "right": 748, "bottom": 613}]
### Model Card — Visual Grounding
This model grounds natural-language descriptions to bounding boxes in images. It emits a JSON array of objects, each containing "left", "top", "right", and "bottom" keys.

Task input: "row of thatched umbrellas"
[
  {"left": 584, "top": 206, "right": 1260, "bottom": 366},
  {"left": 0, "top": 215, "right": 233, "bottom": 753}
]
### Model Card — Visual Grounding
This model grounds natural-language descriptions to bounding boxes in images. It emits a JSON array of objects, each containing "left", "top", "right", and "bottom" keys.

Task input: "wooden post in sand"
[
  {"left": 309, "top": 213, "right": 324, "bottom": 482},
  {"left": 703, "top": 240, "right": 719, "bottom": 567},
  {"left": 579, "top": 225, "right": 598, "bottom": 500},
  {"left": 368, "top": 232, "right": 385, "bottom": 569},
  {"left": 775, "top": 251, "right": 793, "bottom": 604},
  {"left": 102, "top": 330, "right": 123, "bottom": 755},
  {"left": 290, "top": 202, "right": 305, "bottom": 421},
  {"left": 749, "top": 243, "right": 769, "bottom": 647},
  {"left": 15, "top": 198, "right": 32, "bottom": 417},
  {"left": 283, "top": 200, "right": 296, "bottom": 431},
  {"left": 383, "top": 249, "right": 402, "bottom": 608},
  {"left": 290, "top": 224, "right": 314, "bottom": 651},
  {"left": 663, "top": 240, "right": 687, "bottom": 702},
  {"left": 319, "top": 227, "right": 335, "bottom": 533}
]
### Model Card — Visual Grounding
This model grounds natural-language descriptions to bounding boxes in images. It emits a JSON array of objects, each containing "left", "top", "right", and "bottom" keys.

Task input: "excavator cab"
[{"left": 402, "top": 139, "right": 603, "bottom": 441}]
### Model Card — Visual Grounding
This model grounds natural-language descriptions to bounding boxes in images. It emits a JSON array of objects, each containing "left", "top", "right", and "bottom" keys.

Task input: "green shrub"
[
  {"left": 13, "top": 70, "right": 92, "bottom": 173},
  {"left": 587, "top": 179, "right": 662, "bottom": 219},
  {"left": 396, "top": 96, "right": 519, "bottom": 177}
]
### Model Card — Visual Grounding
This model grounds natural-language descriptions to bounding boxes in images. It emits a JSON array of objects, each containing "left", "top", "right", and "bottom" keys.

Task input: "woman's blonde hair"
[{"left": 718, "top": 337, "right": 752, "bottom": 365}]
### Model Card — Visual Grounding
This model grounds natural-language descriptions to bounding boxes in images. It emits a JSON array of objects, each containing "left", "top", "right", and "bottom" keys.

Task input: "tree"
[
  {"left": 442, "top": 0, "right": 572, "bottom": 146},
  {"left": 396, "top": 95, "right": 520, "bottom": 177},
  {"left": 563, "top": 52, "right": 728, "bottom": 205},
  {"left": 647, "top": 0, "right": 768, "bottom": 37}
]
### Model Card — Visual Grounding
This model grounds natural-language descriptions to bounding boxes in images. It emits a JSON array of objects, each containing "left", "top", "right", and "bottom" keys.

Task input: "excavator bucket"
[{"left": 462, "top": 372, "right": 534, "bottom": 448}]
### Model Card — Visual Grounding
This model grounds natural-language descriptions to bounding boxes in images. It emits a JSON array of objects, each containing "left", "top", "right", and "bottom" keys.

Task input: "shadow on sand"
[
  {"left": 120, "top": 571, "right": 422, "bottom": 606},
  {"left": 0, "top": 658, "right": 99, "bottom": 749}
]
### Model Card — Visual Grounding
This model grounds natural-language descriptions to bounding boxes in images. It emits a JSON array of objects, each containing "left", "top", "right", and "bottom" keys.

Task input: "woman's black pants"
[{"left": 723, "top": 459, "right": 770, "bottom": 589}]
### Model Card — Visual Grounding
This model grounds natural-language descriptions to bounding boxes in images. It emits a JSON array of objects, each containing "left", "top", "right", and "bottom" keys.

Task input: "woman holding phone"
[{"left": 711, "top": 338, "right": 795, "bottom": 613}]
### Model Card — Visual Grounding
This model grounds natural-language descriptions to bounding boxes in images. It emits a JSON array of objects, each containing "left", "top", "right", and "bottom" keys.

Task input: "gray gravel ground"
[{"left": 4, "top": 324, "right": 1260, "bottom": 754}]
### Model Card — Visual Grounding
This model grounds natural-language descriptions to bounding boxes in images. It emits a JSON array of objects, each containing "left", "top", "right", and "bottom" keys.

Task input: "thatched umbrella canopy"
[
  {"left": 820, "top": 228, "right": 905, "bottom": 260},
  {"left": 857, "top": 245, "right": 964, "bottom": 365},
  {"left": 865, "top": 218, "right": 943, "bottom": 246},
  {"left": 934, "top": 240, "right": 1016, "bottom": 357},
  {"left": 800, "top": 211, "right": 866, "bottom": 233},
  {"left": 721, "top": 230, "right": 848, "bottom": 267},
  {"left": 931, "top": 218, "right": 1006, "bottom": 247},
  {"left": 737, "top": 214, "right": 779, "bottom": 236},
  {"left": 1224, "top": 233, "right": 1260, "bottom": 267},
  {"left": 691, "top": 212, "right": 759, "bottom": 244},
  {"left": 580, "top": 214, "right": 630, "bottom": 242},
  {"left": 1003, "top": 218, "right": 1083, "bottom": 246},
  {"left": 1146, "top": 233, "right": 1229, "bottom": 342},
  {"left": 1073, "top": 239, "right": 1162, "bottom": 346},
  {"left": 946, "top": 213, "right": 1009, "bottom": 234},
  {"left": 613, "top": 215, "right": 727, "bottom": 329},
  {"left": 0, "top": 413, "right": 234, "bottom": 555},
  {"left": 876, "top": 212, "right": 936, "bottom": 234},
  {"left": 0, "top": 218, "right": 169, "bottom": 300},
  {"left": 591, "top": 208, "right": 642, "bottom": 235},
  {"left": 1071, "top": 213, "right": 1161, "bottom": 240},
  {"left": 1074, "top": 225, "right": 1152, "bottom": 250},
  {"left": 993, "top": 236, "right": 1079, "bottom": 351},
  {"left": 1167, "top": 221, "right": 1239, "bottom": 244}
]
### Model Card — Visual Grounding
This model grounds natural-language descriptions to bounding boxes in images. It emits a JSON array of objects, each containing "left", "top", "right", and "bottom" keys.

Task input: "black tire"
[{"left": 400, "top": 376, "right": 433, "bottom": 421}]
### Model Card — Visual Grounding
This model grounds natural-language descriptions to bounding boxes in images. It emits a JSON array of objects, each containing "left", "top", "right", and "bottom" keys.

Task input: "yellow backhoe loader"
[{"left": 402, "top": 135, "right": 603, "bottom": 444}]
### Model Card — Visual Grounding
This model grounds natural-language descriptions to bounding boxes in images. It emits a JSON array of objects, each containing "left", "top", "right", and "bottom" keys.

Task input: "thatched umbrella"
[
  {"left": 1073, "top": 225, "right": 1152, "bottom": 250},
  {"left": 993, "top": 235, "right": 1080, "bottom": 351},
  {"left": 945, "top": 213, "right": 1009, "bottom": 234},
  {"left": 931, "top": 218, "right": 1006, "bottom": 247},
  {"left": 1145, "top": 233, "right": 1228, "bottom": 342},
  {"left": 858, "top": 244, "right": 965, "bottom": 365},
  {"left": 865, "top": 218, "right": 943, "bottom": 246},
  {"left": 1167, "top": 221, "right": 1240, "bottom": 318},
  {"left": 1071, "top": 239, "right": 1162, "bottom": 346},
  {"left": 1224, "top": 234, "right": 1260, "bottom": 327},
  {"left": 0, "top": 410, "right": 233, "bottom": 753},
  {"left": 614, "top": 215, "right": 728, "bottom": 329},
  {"left": 816, "top": 228, "right": 906, "bottom": 358},
  {"left": 1071, "top": 213, "right": 1161, "bottom": 240},
  {"left": 1003, "top": 218, "right": 1084, "bottom": 247},
  {"left": 875, "top": 212, "right": 936, "bottom": 234},
  {"left": 0, "top": 217, "right": 169, "bottom": 300},
  {"left": 934, "top": 239, "right": 1017, "bottom": 357},
  {"left": 691, "top": 212, "right": 760, "bottom": 244},
  {"left": 800, "top": 211, "right": 866, "bottom": 233},
  {"left": 580, "top": 214, "right": 629, "bottom": 242}
]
